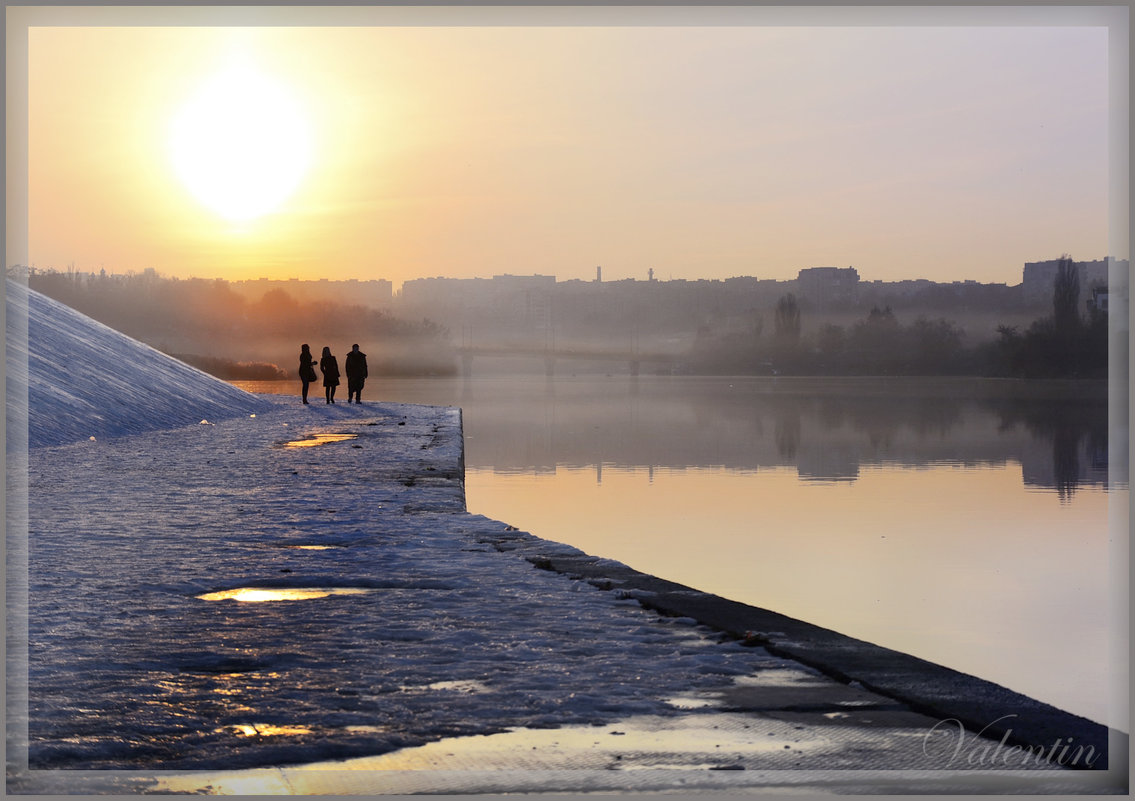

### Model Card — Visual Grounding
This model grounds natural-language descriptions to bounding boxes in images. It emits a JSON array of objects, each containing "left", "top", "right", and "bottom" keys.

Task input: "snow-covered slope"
[{"left": 6, "top": 280, "right": 270, "bottom": 449}]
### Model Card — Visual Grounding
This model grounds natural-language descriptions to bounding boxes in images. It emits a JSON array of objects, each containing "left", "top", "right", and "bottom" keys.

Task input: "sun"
[{"left": 169, "top": 61, "right": 312, "bottom": 223}]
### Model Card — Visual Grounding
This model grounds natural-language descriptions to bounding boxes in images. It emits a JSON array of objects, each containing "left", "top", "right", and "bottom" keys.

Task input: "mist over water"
[{"left": 237, "top": 375, "right": 1125, "bottom": 730}]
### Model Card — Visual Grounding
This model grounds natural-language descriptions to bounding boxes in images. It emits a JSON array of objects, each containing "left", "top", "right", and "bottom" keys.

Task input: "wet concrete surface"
[
  {"left": 9, "top": 400, "right": 1128, "bottom": 796},
  {"left": 18, "top": 546, "right": 1126, "bottom": 794}
]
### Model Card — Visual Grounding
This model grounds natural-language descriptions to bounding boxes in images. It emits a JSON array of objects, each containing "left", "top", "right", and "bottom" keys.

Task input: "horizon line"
[{"left": 10, "top": 255, "right": 1129, "bottom": 293}]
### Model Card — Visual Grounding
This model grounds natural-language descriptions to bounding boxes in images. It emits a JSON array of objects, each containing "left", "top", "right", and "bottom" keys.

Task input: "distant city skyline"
[
  {"left": 23, "top": 255, "right": 1120, "bottom": 293},
  {"left": 10, "top": 5, "right": 1126, "bottom": 289}
]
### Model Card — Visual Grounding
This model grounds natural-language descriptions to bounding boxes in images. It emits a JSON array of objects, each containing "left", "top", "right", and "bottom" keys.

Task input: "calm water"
[{"left": 236, "top": 375, "right": 1127, "bottom": 730}]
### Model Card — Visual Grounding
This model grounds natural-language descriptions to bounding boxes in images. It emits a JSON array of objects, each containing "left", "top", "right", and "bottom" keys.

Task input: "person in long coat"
[
  {"left": 319, "top": 346, "right": 340, "bottom": 404},
  {"left": 344, "top": 343, "right": 369, "bottom": 404},
  {"left": 298, "top": 343, "right": 317, "bottom": 404}
]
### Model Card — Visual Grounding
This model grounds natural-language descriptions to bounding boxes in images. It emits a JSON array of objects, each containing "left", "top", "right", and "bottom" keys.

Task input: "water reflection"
[
  {"left": 236, "top": 377, "right": 1120, "bottom": 496},
  {"left": 450, "top": 377, "right": 1118, "bottom": 497},
  {"left": 282, "top": 433, "right": 358, "bottom": 448},
  {"left": 986, "top": 396, "right": 1110, "bottom": 502},
  {"left": 216, "top": 724, "right": 315, "bottom": 737},
  {"left": 774, "top": 411, "right": 800, "bottom": 460}
]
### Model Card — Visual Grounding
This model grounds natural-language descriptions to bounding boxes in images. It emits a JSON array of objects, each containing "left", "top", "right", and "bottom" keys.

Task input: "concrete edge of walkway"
[{"left": 476, "top": 529, "right": 1127, "bottom": 780}]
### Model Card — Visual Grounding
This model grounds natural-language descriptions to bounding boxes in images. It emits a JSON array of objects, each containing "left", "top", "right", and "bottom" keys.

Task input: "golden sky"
[{"left": 10, "top": 6, "right": 1125, "bottom": 288}]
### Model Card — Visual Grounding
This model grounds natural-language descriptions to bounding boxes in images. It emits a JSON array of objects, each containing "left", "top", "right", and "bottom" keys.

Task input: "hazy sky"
[{"left": 13, "top": 6, "right": 1124, "bottom": 288}]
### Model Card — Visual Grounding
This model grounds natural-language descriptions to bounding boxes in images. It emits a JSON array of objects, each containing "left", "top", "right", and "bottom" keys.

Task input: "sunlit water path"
[{"left": 236, "top": 375, "right": 1127, "bottom": 730}]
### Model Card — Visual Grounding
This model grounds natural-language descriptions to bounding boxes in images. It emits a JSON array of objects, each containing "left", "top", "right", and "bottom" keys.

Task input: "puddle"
[
  {"left": 196, "top": 587, "right": 375, "bottom": 602},
  {"left": 152, "top": 713, "right": 843, "bottom": 795},
  {"left": 731, "top": 669, "right": 828, "bottom": 688},
  {"left": 427, "top": 679, "right": 491, "bottom": 694},
  {"left": 282, "top": 433, "right": 358, "bottom": 448},
  {"left": 665, "top": 694, "right": 721, "bottom": 710},
  {"left": 212, "top": 721, "right": 387, "bottom": 738},
  {"left": 397, "top": 679, "right": 491, "bottom": 694},
  {"left": 215, "top": 724, "right": 315, "bottom": 737},
  {"left": 301, "top": 716, "right": 812, "bottom": 770}
]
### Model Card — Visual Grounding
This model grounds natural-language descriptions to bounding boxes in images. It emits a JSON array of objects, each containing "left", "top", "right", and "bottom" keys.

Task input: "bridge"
[{"left": 455, "top": 345, "right": 681, "bottom": 377}]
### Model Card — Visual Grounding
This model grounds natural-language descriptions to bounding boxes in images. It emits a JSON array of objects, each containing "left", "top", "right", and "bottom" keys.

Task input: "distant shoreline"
[{"left": 232, "top": 373, "right": 1111, "bottom": 399}]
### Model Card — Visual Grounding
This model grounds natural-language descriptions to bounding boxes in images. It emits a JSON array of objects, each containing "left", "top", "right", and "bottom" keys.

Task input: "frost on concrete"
[
  {"left": 8, "top": 282, "right": 795, "bottom": 772},
  {"left": 22, "top": 396, "right": 800, "bottom": 772},
  {"left": 6, "top": 280, "right": 270, "bottom": 449}
]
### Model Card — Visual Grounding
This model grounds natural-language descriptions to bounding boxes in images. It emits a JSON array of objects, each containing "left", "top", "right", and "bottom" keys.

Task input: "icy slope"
[{"left": 6, "top": 280, "right": 270, "bottom": 448}]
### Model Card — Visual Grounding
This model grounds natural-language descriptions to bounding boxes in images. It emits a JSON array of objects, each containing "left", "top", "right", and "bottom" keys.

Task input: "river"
[{"left": 234, "top": 374, "right": 1127, "bottom": 731}]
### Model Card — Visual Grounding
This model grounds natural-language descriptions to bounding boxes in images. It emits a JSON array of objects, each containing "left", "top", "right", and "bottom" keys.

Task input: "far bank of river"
[{"left": 234, "top": 374, "right": 1126, "bottom": 732}]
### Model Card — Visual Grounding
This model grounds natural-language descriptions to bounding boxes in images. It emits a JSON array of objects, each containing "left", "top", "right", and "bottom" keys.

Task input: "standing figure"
[
  {"left": 344, "top": 343, "right": 369, "bottom": 403},
  {"left": 298, "top": 344, "right": 317, "bottom": 404},
  {"left": 320, "top": 346, "right": 340, "bottom": 404}
]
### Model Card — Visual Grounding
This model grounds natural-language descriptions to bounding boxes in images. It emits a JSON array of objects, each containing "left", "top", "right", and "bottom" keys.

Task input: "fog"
[
  {"left": 23, "top": 269, "right": 456, "bottom": 378},
  {"left": 19, "top": 262, "right": 1107, "bottom": 380}
]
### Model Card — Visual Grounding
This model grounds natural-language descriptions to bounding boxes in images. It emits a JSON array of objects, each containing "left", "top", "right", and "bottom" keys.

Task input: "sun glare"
[{"left": 169, "top": 61, "right": 312, "bottom": 222}]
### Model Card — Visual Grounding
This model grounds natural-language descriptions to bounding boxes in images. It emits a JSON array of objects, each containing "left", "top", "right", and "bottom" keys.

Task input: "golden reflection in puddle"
[
  {"left": 284, "top": 433, "right": 358, "bottom": 448},
  {"left": 196, "top": 587, "right": 374, "bottom": 602},
  {"left": 283, "top": 717, "right": 812, "bottom": 774},
  {"left": 283, "top": 544, "right": 340, "bottom": 550},
  {"left": 216, "top": 724, "right": 315, "bottom": 737},
  {"left": 155, "top": 772, "right": 291, "bottom": 795},
  {"left": 154, "top": 715, "right": 819, "bottom": 794}
]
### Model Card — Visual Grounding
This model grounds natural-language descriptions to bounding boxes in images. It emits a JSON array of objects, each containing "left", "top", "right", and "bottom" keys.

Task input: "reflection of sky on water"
[{"left": 467, "top": 460, "right": 1119, "bottom": 730}]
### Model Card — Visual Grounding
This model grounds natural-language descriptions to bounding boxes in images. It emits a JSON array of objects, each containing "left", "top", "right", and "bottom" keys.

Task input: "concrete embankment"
[{"left": 512, "top": 541, "right": 1126, "bottom": 774}]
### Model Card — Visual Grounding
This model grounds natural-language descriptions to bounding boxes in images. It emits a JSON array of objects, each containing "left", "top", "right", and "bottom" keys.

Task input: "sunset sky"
[{"left": 9, "top": 5, "right": 1126, "bottom": 289}]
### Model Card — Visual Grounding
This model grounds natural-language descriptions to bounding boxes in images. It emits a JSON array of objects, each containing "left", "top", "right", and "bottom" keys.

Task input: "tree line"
[{"left": 689, "top": 256, "right": 1107, "bottom": 378}]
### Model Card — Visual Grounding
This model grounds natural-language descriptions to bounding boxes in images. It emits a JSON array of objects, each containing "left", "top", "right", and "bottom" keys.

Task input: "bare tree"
[
  {"left": 1053, "top": 254, "right": 1080, "bottom": 333},
  {"left": 774, "top": 293, "right": 801, "bottom": 342}
]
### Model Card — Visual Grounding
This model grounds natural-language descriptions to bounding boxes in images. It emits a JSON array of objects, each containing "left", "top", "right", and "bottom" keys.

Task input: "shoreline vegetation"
[
  {"left": 688, "top": 257, "right": 1108, "bottom": 379},
  {"left": 18, "top": 256, "right": 1109, "bottom": 380},
  {"left": 168, "top": 353, "right": 288, "bottom": 381}
]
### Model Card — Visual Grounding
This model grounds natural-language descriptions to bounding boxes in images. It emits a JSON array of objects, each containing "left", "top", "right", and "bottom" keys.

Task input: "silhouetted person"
[
  {"left": 345, "top": 343, "right": 368, "bottom": 403},
  {"left": 320, "top": 346, "right": 340, "bottom": 404},
  {"left": 298, "top": 344, "right": 317, "bottom": 404}
]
